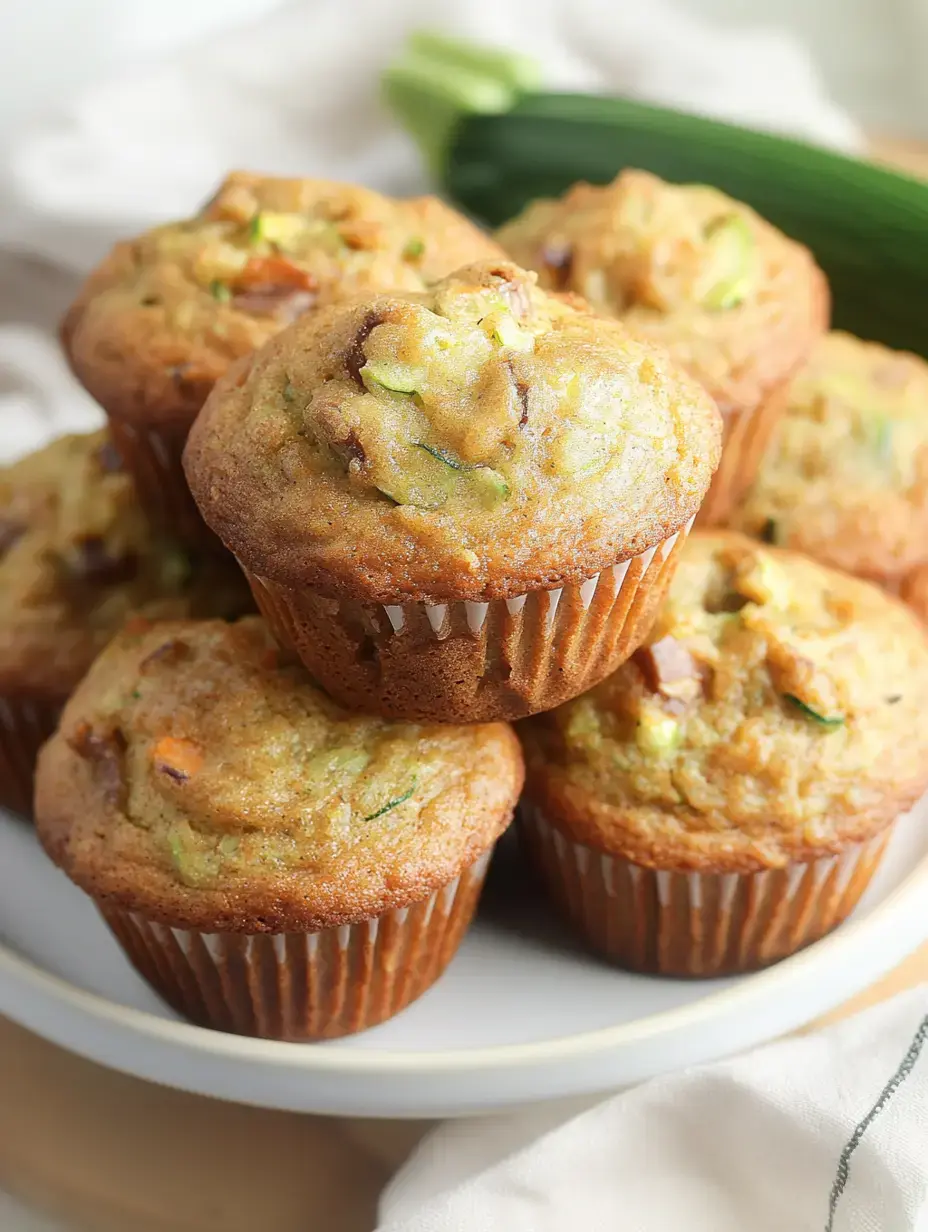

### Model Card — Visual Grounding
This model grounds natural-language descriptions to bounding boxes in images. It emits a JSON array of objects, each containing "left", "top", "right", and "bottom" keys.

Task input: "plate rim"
[{"left": 0, "top": 837, "right": 926, "bottom": 1078}]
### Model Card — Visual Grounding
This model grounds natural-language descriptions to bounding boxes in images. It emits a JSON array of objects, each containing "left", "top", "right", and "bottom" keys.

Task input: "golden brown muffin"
[
  {"left": 36, "top": 617, "right": 524, "bottom": 1039},
  {"left": 185, "top": 259, "right": 722, "bottom": 722},
  {"left": 519, "top": 531, "right": 928, "bottom": 975},
  {"left": 0, "top": 431, "right": 252, "bottom": 817},
  {"left": 62, "top": 173, "right": 505, "bottom": 544},
  {"left": 497, "top": 170, "right": 829, "bottom": 524},
  {"left": 732, "top": 331, "right": 928, "bottom": 613}
]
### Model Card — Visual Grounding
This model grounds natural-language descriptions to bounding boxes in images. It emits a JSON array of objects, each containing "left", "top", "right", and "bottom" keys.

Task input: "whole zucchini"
[{"left": 384, "top": 35, "right": 928, "bottom": 353}]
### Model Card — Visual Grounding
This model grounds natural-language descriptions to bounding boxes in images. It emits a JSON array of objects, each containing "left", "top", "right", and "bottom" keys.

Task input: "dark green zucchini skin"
[{"left": 445, "top": 93, "right": 928, "bottom": 355}]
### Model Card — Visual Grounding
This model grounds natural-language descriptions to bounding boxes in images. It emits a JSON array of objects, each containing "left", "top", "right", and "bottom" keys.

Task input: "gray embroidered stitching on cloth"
[{"left": 825, "top": 1011, "right": 928, "bottom": 1231}]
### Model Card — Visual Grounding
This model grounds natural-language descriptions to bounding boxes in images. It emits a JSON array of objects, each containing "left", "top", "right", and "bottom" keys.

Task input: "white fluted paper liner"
[
  {"left": 99, "top": 851, "right": 491, "bottom": 1040},
  {"left": 519, "top": 803, "right": 893, "bottom": 976},
  {"left": 246, "top": 519, "right": 695, "bottom": 723}
]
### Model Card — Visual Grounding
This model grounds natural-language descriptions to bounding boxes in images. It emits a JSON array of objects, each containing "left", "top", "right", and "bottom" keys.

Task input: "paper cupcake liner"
[
  {"left": 245, "top": 519, "right": 694, "bottom": 724},
  {"left": 0, "top": 695, "right": 61, "bottom": 818},
  {"left": 519, "top": 804, "right": 892, "bottom": 977},
  {"left": 99, "top": 851, "right": 491, "bottom": 1040},
  {"left": 696, "top": 381, "right": 789, "bottom": 528},
  {"left": 107, "top": 418, "right": 221, "bottom": 553}
]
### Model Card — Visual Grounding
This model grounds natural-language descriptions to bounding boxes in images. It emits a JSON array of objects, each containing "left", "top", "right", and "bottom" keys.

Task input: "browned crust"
[
  {"left": 60, "top": 182, "right": 506, "bottom": 434},
  {"left": 900, "top": 564, "right": 928, "bottom": 622},
  {"left": 183, "top": 281, "right": 720, "bottom": 604},
  {"left": 195, "top": 477, "right": 696, "bottom": 606},
  {"left": 34, "top": 621, "right": 524, "bottom": 935},
  {"left": 60, "top": 243, "right": 220, "bottom": 433},
  {"left": 521, "top": 770, "right": 922, "bottom": 875},
  {"left": 732, "top": 333, "right": 928, "bottom": 590},
  {"left": 498, "top": 171, "right": 832, "bottom": 420},
  {"left": 704, "top": 258, "right": 830, "bottom": 418},
  {"left": 35, "top": 728, "right": 521, "bottom": 932}
]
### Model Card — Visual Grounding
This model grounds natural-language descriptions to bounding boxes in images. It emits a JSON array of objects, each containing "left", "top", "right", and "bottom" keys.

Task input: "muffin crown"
[
  {"left": 522, "top": 531, "right": 928, "bottom": 869},
  {"left": 35, "top": 617, "right": 523, "bottom": 930},
  {"left": 61, "top": 173, "right": 504, "bottom": 427},
  {"left": 733, "top": 331, "right": 928, "bottom": 581},
  {"left": 497, "top": 169, "right": 829, "bottom": 413},
  {"left": 0, "top": 431, "right": 250, "bottom": 695},
  {"left": 184, "top": 260, "right": 721, "bottom": 602}
]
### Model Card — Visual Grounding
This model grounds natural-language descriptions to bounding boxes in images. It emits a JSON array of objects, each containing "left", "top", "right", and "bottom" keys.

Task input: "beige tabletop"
[{"left": 2, "top": 136, "right": 928, "bottom": 1231}]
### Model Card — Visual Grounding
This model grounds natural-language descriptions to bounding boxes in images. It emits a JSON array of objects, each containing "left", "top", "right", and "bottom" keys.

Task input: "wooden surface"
[
  {"left": 0, "top": 941, "right": 925, "bottom": 1231},
  {"left": 2, "top": 136, "right": 928, "bottom": 1230}
]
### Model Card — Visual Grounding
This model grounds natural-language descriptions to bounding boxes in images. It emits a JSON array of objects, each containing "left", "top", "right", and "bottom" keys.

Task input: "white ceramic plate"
[{"left": 1, "top": 803, "right": 926, "bottom": 1118}]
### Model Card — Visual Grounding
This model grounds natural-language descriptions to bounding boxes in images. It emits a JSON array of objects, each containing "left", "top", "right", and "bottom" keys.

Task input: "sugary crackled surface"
[
  {"left": 184, "top": 260, "right": 722, "bottom": 602},
  {"left": 0, "top": 431, "right": 252, "bottom": 696},
  {"left": 497, "top": 169, "right": 829, "bottom": 414},
  {"left": 61, "top": 172, "right": 505, "bottom": 427},
  {"left": 35, "top": 618, "right": 524, "bottom": 930},
  {"left": 520, "top": 532, "right": 928, "bottom": 871},
  {"left": 732, "top": 331, "right": 928, "bottom": 586}
]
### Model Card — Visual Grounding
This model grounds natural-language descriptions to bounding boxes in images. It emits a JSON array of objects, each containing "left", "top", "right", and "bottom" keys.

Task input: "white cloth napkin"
[
  {"left": 380, "top": 988, "right": 928, "bottom": 1232},
  {"left": 0, "top": 1194, "right": 63, "bottom": 1232}
]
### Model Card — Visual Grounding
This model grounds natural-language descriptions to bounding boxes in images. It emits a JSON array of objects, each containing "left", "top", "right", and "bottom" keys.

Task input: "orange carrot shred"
[
  {"left": 238, "top": 255, "right": 317, "bottom": 292},
  {"left": 152, "top": 736, "right": 203, "bottom": 782}
]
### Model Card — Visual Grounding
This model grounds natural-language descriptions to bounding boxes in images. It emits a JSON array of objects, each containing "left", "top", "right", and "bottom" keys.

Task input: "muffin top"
[
  {"left": 184, "top": 260, "right": 721, "bottom": 602},
  {"left": 496, "top": 169, "right": 829, "bottom": 414},
  {"left": 520, "top": 532, "right": 928, "bottom": 871},
  {"left": 61, "top": 173, "right": 505, "bottom": 428},
  {"left": 0, "top": 432, "right": 251, "bottom": 697},
  {"left": 35, "top": 617, "right": 524, "bottom": 930},
  {"left": 732, "top": 331, "right": 928, "bottom": 585}
]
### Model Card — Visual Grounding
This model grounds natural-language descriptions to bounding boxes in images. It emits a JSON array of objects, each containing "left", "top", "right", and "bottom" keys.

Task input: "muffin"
[
  {"left": 184, "top": 259, "right": 722, "bottom": 723},
  {"left": 497, "top": 169, "right": 829, "bottom": 525},
  {"left": 0, "top": 431, "right": 252, "bottom": 818},
  {"left": 732, "top": 331, "right": 928, "bottom": 621},
  {"left": 35, "top": 617, "right": 523, "bottom": 1039},
  {"left": 519, "top": 531, "right": 928, "bottom": 976},
  {"left": 61, "top": 173, "right": 505, "bottom": 544}
]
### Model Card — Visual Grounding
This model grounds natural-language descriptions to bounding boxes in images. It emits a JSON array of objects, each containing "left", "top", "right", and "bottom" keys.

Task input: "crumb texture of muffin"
[
  {"left": 61, "top": 174, "right": 506, "bottom": 430},
  {"left": 732, "top": 331, "right": 928, "bottom": 587},
  {"left": 496, "top": 169, "right": 829, "bottom": 416},
  {"left": 185, "top": 260, "right": 721, "bottom": 602},
  {"left": 0, "top": 431, "right": 252, "bottom": 700},
  {"left": 521, "top": 531, "right": 928, "bottom": 872},
  {"left": 35, "top": 618, "right": 524, "bottom": 932}
]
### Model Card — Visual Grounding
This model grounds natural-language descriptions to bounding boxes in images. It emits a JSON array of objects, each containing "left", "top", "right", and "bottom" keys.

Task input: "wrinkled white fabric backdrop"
[
  {"left": 0, "top": 0, "right": 859, "bottom": 465},
  {"left": 5, "top": 4, "right": 922, "bottom": 1232}
]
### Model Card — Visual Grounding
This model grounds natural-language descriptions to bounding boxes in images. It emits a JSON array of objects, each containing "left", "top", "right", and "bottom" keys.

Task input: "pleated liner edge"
[{"left": 519, "top": 804, "right": 892, "bottom": 977}]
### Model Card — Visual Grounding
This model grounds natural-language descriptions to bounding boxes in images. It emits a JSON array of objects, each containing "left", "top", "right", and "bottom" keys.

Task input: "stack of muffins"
[{"left": 4, "top": 167, "right": 927, "bottom": 1042}]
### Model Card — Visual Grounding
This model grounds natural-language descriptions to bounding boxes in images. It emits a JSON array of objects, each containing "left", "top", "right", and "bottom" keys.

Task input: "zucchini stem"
[{"left": 383, "top": 33, "right": 536, "bottom": 175}]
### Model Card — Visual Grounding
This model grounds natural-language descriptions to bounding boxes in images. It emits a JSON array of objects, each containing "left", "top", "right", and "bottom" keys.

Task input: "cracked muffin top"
[
  {"left": 35, "top": 617, "right": 524, "bottom": 931},
  {"left": 61, "top": 172, "right": 505, "bottom": 429},
  {"left": 0, "top": 431, "right": 252, "bottom": 697},
  {"left": 184, "top": 260, "right": 722, "bottom": 602},
  {"left": 520, "top": 531, "right": 928, "bottom": 871},
  {"left": 496, "top": 169, "right": 829, "bottom": 414},
  {"left": 732, "top": 331, "right": 928, "bottom": 595}
]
